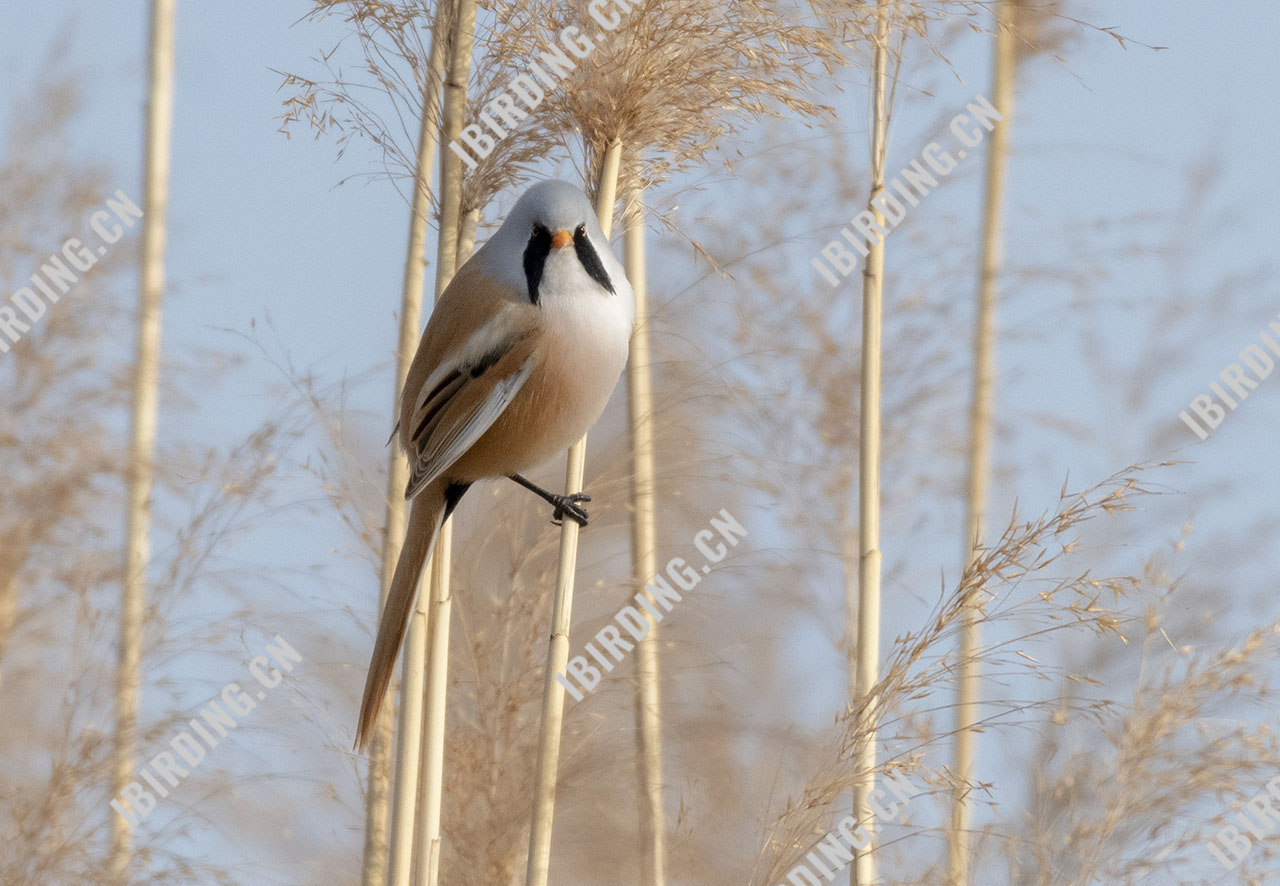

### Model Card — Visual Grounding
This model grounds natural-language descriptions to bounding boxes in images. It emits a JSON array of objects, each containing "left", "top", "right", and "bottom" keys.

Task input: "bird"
[{"left": 355, "top": 180, "right": 634, "bottom": 750}]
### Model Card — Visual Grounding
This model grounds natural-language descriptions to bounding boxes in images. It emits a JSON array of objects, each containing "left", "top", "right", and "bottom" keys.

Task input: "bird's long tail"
[{"left": 355, "top": 480, "right": 447, "bottom": 750}]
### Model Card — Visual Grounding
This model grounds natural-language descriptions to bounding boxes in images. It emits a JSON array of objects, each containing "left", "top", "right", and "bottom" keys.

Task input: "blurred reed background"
[{"left": 2, "top": 1, "right": 1280, "bottom": 884}]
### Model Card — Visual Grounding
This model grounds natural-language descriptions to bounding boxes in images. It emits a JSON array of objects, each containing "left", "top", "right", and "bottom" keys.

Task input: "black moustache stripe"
[
  {"left": 523, "top": 225, "right": 551, "bottom": 305},
  {"left": 574, "top": 227, "right": 615, "bottom": 294}
]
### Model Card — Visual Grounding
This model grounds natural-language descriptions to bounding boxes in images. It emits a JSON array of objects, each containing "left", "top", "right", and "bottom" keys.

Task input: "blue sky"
[
  {"left": 3, "top": 0, "right": 1275, "bottom": 480},
  {"left": 5, "top": 0, "right": 1280, "bottom": 880}
]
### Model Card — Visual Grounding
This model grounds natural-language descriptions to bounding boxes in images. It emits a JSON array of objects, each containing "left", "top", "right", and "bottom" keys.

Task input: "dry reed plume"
[{"left": 2, "top": 3, "right": 1259, "bottom": 880}]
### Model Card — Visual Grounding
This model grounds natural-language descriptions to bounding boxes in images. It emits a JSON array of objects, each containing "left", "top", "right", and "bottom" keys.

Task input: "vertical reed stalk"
[
  {"left": 458, "top": 207, "right": 480, "bottom": 260},
  {"left": 0, "top": 572, "right": 19, "bottom": 692},
  {"left": 416, "top": 518, "right": 453, "bottom": 886},
  {"left": 525, "top": 139, "right": 623, "bottom": 886},
  {"left": 841, "top": 520, "right": 858, "bottom": 693},
  {"left": 852, "top": 2, "right": 892, "bottom": 884},
  {"left": 625, "top": 188, "right": 666, "bottom": 886},
  {"left": 411, "top": 207, "right": 479, "bottom": 886},
  {"left": 387, "top": 592, "right": 428, "bottom": 886},
  {"left": 374, "top": 9, "right": 448, "bottom": 885},
  {"left": 431, "top": 0, "right": 474, "bottom": 299},
  {"left": 108, "top": 1, "right": 174, "bottom": 882},
  {"left": 948, "top": 4, "right": 1014, "bottom": 882},
  {"left": 413, "top": 0, "right": 476, "bottom": 881}
]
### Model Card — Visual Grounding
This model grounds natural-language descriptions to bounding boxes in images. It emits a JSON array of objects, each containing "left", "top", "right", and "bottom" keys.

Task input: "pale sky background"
[{"left": 3, "top": 0, "right": 1279, "bottom": 882}]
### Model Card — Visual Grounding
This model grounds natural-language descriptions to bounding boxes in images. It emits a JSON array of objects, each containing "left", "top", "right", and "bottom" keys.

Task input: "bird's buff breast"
[{"left": 450, "top": 291, "right": 631, "bottom": 481}]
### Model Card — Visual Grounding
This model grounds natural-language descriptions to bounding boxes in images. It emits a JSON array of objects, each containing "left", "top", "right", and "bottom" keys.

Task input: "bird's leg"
[{"left": 508, "top": 474, "right": 591, "bottom": 526}]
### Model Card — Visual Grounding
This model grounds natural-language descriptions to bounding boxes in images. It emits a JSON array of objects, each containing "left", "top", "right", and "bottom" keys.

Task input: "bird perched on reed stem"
[{"left": 355, "top": 180, "right": 634, "bottom": 749}]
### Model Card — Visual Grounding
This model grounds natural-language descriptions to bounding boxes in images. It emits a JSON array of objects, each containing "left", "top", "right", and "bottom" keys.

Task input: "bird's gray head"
[{"left": 486, "top": 180, "right": 626, "bottom": 306}]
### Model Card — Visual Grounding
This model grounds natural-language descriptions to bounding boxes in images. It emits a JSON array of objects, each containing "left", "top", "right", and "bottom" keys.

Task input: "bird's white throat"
[{"left": 539, "top": 246, "right": 634, "bottom": 338}]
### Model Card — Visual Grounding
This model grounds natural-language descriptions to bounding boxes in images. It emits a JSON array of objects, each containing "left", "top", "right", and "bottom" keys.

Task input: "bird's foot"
[
  {"left": 509, "top": 474, "right": 592, "bottom": 527},
  {"left": 549, "top": 492, "right": 591, "bottom": 526}
]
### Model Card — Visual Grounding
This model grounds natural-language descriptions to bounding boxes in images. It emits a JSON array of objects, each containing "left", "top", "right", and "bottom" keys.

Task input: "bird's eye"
[
  {"left": 575, "top": 224, "right": 586, "bottom": 238},
  {"left": 531, "top": 223, "right": 548, "bottom": 237}
]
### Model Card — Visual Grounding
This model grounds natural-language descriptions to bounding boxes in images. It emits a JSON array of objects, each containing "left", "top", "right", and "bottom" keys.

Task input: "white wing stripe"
[
  {"left": 406, "top": 357, "right": 535, "bottom": 497},
  {"left": 414, "top": 312, "right": 527, "bottom": 413}
]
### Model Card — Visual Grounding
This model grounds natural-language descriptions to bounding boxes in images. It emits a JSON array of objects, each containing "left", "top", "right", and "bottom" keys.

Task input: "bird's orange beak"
[{"left": 551, "top": 230, "right": 573, "bottom": 249}]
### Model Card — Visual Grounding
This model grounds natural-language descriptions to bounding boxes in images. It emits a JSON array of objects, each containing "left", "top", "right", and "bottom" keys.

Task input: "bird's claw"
[{"left": 550, "top": 492, "right": 591, "bottom": 527}]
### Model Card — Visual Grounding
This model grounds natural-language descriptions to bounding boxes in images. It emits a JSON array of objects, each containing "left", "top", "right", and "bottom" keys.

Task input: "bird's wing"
[
  {"left": 404, "top": 340, "right": 534, "bottom": 497},
  {"left": 399, "top": 268, "right": 539, "bottom": 499}
]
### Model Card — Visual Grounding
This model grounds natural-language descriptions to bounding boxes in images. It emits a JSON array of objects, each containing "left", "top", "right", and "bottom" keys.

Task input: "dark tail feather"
[{"left": 355, "top": 483, "right": 447, "bottom": 751}]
